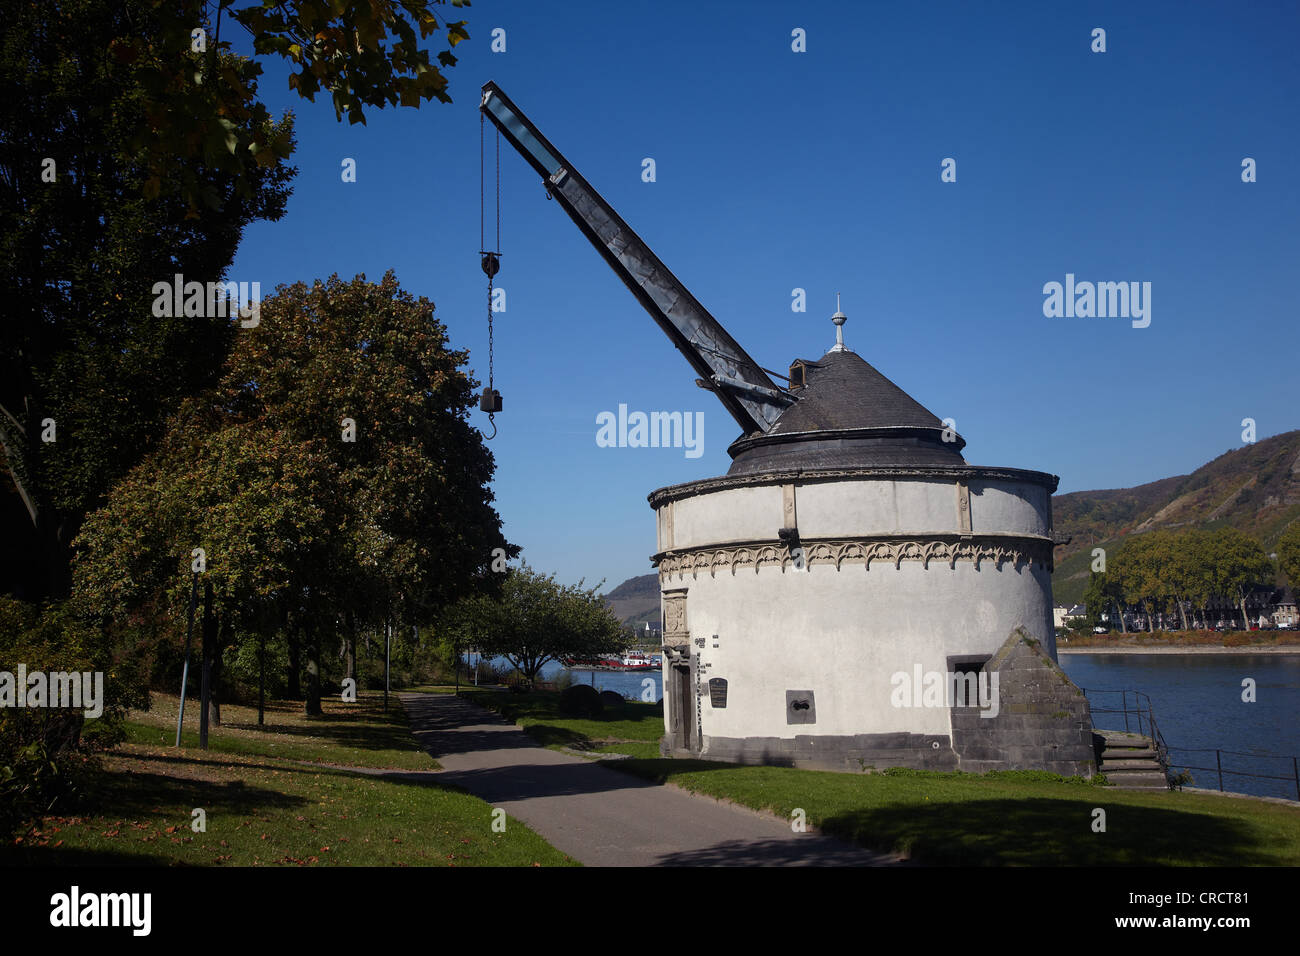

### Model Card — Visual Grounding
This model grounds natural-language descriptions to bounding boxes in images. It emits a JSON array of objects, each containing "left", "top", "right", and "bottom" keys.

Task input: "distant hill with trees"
[
  {"left": 602, "top": 574, "right": 660, "bottom": 630},
  {"left": 1053, "top": 430, "right": 1300, "bottom": 604}
]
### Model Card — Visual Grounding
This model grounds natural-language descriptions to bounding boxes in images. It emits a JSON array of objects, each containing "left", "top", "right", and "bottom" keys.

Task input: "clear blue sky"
[{"left": 227, "top": 0, "right": 1300, "bottom": 592}]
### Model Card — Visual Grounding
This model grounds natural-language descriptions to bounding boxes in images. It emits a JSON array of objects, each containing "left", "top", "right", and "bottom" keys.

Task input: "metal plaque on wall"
[{"left": 708, "top": 678, "right": 728, "bottom": 708}]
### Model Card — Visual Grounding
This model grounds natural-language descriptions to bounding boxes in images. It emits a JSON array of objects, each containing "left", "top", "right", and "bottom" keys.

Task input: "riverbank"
[{"left": 1060, "top": 644, "right": 1300, "bottom": 654}]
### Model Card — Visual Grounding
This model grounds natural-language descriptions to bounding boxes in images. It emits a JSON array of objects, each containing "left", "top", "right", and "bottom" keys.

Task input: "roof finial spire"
[{"left": 830, "top": 293, "right": 848, "bottom": 352}]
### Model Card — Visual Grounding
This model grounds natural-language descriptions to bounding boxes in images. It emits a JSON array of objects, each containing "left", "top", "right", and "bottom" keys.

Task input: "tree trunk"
[
  {"left": 1117, "top": 602, "right": 1128, "bottom": 634},
  {"left": 199, "top": 581, "right": 215, "bottom": 749},
  {"left": 1240, "top": 595, "right": 1249, "bottom": 631},
  {"left": 343, "top": 610, "right": 356, "bottom": 682},
  {"left": 210, "top": 612, "right": 230, "bottom": 727},
  {"left": 1176, "top": 597, "right": 1189, "bottom": 632},
  {"left": 304, "top": 616, "right": 322, "bottom": 717},
  {"left": 257, "top": 633, "right": 265, "bottom": 726},
  {"left": 287, "top": 618, "right": 301, "bottom": 700}
]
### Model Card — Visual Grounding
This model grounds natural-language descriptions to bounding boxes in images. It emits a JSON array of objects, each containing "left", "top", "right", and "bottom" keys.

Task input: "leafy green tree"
[
  {"left": 1114, "top": 532, "right": 1175, "bottom": 631},
  {"left": 122, "top": 0, "right": 470, "bottom": 209},
  {"left": 1170, "top": 529, "right": 1218, "bottom": 627},
  {"left": 1278, "top": 522, "right": 1300, "bottom": 590},
  {"left": 1206, "top": 527, "right": 1272, "bottom": 629},
  {"left": 73, "top": 272, "right": 509, "bottom": 716},
  {"left": 1, "top": 0, "right": 295, "bottom": 601},
  {"left": 3, "top": 1, "right": 473, "bottom": 602},
  {"left": 1081, "top": 572, "right": 1110, "bottom": 630},
  {"left": 456, "top": 565, "right": 624, "bottom": 683}
]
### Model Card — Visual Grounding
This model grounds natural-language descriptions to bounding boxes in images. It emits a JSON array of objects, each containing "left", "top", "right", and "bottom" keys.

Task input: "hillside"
[
  {"left": 602, "top": 573, "right": 660, "bottom": 629},
  {"left": 1051, "top": 430, "right": 1300, "bottom": 604}
]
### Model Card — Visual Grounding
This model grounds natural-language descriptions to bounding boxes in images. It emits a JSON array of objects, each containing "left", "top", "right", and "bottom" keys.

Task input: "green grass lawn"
[
  {"left": 599, "top": 760, "right": 1300, "bottom": 866},
  {"left": 459, "top": 686, "right": 664, "bottom": 754},
  {"left": 1, "top": 690, "right": 577, "bottom": 867},
  {"left": 463, "top": 684, "right": 1300, "bottom": 866}
]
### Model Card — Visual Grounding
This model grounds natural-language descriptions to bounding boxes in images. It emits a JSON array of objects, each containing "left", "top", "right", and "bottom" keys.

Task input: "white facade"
[{"left": 652, "top": 468, "right": 1057, "bottom": 756}]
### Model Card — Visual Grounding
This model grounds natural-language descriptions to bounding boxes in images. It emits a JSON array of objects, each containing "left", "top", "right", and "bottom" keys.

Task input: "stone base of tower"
[
  {"left": 686, "top": 732, "right": 960, "bottom": 773},
  {"left": 657, "top": 629, "right": 1097, "bottom": 778},
  {"left": 949, "top": 629, "right": 1096, "bottom": 777}
]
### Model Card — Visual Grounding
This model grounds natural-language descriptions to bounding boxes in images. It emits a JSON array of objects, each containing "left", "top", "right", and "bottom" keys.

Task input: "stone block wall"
[{"left": 950, "top": 628, "right": 1095, "bottom": 776}]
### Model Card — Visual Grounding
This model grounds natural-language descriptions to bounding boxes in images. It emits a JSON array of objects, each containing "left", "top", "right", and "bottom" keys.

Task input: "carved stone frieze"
[{"left": 654, "top": 534, "right": 1053, "bottom": 580}]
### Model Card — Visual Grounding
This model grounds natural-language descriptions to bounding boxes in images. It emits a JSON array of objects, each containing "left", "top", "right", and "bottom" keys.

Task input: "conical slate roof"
[
  {"left": 726, "top": 347, "right": 968, "bottom": 476},
  {"left": 770, "top": 349, "right": 949, "bottom": 434}
]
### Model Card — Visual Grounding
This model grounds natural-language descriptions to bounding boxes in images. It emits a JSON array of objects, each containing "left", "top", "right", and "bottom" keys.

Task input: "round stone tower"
[{"left": 651, "top": 308, "right": 1075, "bottom": 772}]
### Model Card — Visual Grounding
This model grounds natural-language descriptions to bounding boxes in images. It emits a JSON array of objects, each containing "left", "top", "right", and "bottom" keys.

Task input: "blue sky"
[{"left": 226, "top": 0, "right": 1300, "bottom": 591}]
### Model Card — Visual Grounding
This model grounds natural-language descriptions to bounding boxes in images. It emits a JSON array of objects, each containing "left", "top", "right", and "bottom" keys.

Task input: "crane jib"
[{"left": 478, "top": 82, "right": 790, "bottom": 436}]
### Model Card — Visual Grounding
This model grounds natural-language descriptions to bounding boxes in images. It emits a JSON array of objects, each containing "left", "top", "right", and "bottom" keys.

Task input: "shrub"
[
  {"left": 0, "top": 598, "right": 140, "bottom": 835},
  {"left": 558, "top": 683, "right": 603, "bottom": 717}
]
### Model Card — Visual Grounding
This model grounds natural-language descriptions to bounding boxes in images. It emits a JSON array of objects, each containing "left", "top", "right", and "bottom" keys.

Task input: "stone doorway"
[{"left": 670, "top": 662, "right": 696, "bottom": 752}]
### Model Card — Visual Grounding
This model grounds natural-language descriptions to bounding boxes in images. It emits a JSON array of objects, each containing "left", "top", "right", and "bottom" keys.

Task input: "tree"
[
  {"left": 122, "top": 0, "right": 471, "bottom": 210},
  {"left": 1081, "top": 572, "right": 1109, "bottom": 630},
  {"left": 72, "top": 272, "right": 510, "bottom": 717},
  {"left": 1206, "top": 527, "right": 1272, "bottom": 630},
  {"left": 1278, "top": 522, "right": 1300, "bottom": 591},
  {"left": 1, "top": 0, "right": 295, "bottom": 600},
  {"left": 456, "top": 565, "right": 624, "bottom": 683},
  {"left": 1171, "top": 529, "right": 1218, "bottom": 628},
  {"left": 3, "top": 1, "right": 473, "bottom": 601},
  {"left": 1114, "top": 533, "right": 1176, "bottom": 631}
]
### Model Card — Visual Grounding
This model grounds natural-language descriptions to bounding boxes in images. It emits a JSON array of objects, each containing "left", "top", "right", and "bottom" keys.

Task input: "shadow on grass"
[
  {"left": 603, "top": 758, "right": 1278, "bottom": 866},
  {"left": 0, "top": 765, "right": 309, "bottom": 867},
  {"left": 521, "top": 725, "right": 593, "bottom": 749},
  {"left": 0, "top": 844, "right": 182, "bottom": 866},
  {"left": 652, "top": 836, "right": 898, "bottom": 867},
  {"left": 464, "top": 689, "right": 665, "bottom": 727},
  {"left": 118, "top": 749, "right": 409, "bottom": 783},
  {"left": 818, "top": 799, "right": 1270, "bottom": 866}
]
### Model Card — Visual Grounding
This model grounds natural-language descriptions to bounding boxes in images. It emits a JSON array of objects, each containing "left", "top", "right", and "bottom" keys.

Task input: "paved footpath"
[{"left": 400, "top": 692, "right": 902, "bottom": 867}]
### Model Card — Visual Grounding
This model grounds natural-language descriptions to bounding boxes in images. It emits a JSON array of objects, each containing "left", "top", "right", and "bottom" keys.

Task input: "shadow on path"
[{"left": 399, "top": 691, "right": 901, "bottom": 867}]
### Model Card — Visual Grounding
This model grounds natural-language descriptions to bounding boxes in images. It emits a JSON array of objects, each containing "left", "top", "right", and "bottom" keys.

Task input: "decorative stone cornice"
[
  {"left": 654, "top": 534, "right": 1054, "bottom": 579},
  {"left": 647, "top": 464, "right": 1060, "bottom": 508}
]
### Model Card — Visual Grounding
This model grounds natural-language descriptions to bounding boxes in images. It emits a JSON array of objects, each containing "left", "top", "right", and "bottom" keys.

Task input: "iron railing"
[
  {"left": 1082, "top": 687, "right": 1300, "bottom": 800},
  {"left": 1161, "top": 746, "right": 1300, "bottom": 801},
  {"left": 1081, "top": 687, "right": 1171, "bottom": 778}
]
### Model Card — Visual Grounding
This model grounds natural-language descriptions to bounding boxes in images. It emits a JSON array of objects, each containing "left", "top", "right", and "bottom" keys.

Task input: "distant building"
[
  {"left": 1053, "top": 604, "right": 1086, "bottom": 628},
  {"left": 1271, "top": 587, "right": 1297, "bottom": 627}
]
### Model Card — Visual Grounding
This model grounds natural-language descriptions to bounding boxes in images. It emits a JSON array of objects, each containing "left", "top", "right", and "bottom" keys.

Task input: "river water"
[
  {"left": 1059, "top": 653, "right": 1300, "bottom": 801},
  {"left": 470, "top": 652, "right": 1298, "bottom": 800}
]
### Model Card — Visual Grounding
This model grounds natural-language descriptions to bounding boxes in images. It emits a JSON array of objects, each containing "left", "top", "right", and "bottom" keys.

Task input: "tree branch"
[{"left": 0, "top": 413, "right": 39, "bottom": 527}]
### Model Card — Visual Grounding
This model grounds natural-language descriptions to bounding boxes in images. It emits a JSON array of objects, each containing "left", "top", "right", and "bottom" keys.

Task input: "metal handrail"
[
  {"left": 1081, "top": 687, "right": 1171, "bottom": 783},
  {"left": 1082, "top": 687, "right": 1300, "bottom": 799}
]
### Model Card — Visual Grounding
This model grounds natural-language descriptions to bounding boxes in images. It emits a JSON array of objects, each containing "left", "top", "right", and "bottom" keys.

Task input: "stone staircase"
[{"left": 1093, "top": 729, "right": 1169, "bottom": 790}]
